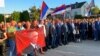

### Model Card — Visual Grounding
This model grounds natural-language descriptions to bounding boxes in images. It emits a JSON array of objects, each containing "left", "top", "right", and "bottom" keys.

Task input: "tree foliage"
[
  {"left": 29, "top": 6, "right": 40, "bottom": 20},
  {"left": 0, "top": 14, "right": 4, "bottom": 22},
  {"left": 99, "top": 10, "right": 100, "bottom": 14},
  {"left": 11, "top": 11, "right": 21, "bottom": 22},
  {"left": 20, "top": 10, "right": 30, "bottom": 21},
  {"left": 91, "top": 6, "right": 100, "bottom": 15},
  {"left": 74, "top": 15, "right": 83, "bottom": 19},
  {"left": 6, "top": 17, "right": 12, "bottom": 22}
]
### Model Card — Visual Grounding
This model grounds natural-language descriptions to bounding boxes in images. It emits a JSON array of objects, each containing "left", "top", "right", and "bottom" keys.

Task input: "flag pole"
[
  {"left": 0, "top": 0, "right": 6, "bottom": 28},
  {"left": 3, "top": 8, "right": 7, "bottom": 32},
  {"left": 2, "top": 0, "right": 7, "bottom": 31},
  {"left": 63, "top": 12, "right": 65, "bottom": 19},
  {"left": 62, "top": 0, "right": 66, "bottom": 19}
]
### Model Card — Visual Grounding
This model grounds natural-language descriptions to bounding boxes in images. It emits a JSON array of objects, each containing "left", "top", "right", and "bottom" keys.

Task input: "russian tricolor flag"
[{"left": 40, "top": 1, "right": 49, "bottom": 20}]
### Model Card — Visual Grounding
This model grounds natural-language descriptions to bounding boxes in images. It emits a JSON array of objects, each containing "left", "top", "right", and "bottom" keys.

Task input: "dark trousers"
[
  {"left": 80, "top": 30, "right": 86, "bottom": 40},
  {"left": 93, "top": 30, "right": 98, "bottom": 41},
  {"left": 45, "top": 35, "right": 52, "bottom": 49},
  {"left": 51, "top": 35, "right": 56, "bottom": 47},
  {"left": 56, "top": 35, "right": 61, "bottom": 46},
  {"left": 68, "top": 32, "right": 74, "bottom": 42},
  {"left": 98, "top": 30, "right": 100, "bottom": 40},
  {"left": 0, "top": 45, "right": 3, "bottom": 56},
  {"left": 62, "top": 33, "right": 68, "bottom": 45},
  {"left": 0, "top": 43, "right": 5, "bottom": 56},
  {"left": 45, "top": 36, "right": 49, "bottom": 47},
  {"left": 74, "top": 34, "right": 81, "bottom": 42},
  {"left": 88, "top": 30, "right": 93, "bottom": 40}
]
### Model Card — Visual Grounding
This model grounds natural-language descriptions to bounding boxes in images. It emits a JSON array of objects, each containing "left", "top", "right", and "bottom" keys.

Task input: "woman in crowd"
[
  {"left": 0, "top": 24, "right": 7, "bottom": 56},
  {"left": 7, "top": 20, "right": 17, "bottom": 56}
]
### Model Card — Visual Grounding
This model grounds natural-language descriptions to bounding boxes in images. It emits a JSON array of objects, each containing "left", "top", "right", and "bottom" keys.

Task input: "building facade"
[{"left": 65, "top": 1, "right": 89, "bottom": 18}]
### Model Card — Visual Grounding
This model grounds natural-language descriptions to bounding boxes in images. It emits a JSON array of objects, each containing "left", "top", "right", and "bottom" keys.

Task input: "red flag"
[
  {"left": 15, "top": 27, "right": 46, "bottom": 54},
  {"left": 15, "top": 30, "right": 31, "bottom": 54},
  {"left": 37, "top": 27, "right": 46, "bottom": 48}
]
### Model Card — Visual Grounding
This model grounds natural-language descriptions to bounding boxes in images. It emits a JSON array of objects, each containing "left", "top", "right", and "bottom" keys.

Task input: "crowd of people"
[{"left": 0, "top": 17, "right": 100, "bottom": 56}]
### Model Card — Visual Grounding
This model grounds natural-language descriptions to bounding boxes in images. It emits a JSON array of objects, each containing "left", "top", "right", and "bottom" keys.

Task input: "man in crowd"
[
  {"left": 55, "top": 19, "right": 62, "bottom": 46},
  {"left": 61, "top": 19, "right": 69, "bottom": 45},
  {"left": 79, "top": 19, "right": 88, "bottom": 40},
  {"left": 44, "top": 19, "right": 51, "bottom": 50},
  {"left": 49, "top": 20, "right": 57, "bottom": 48},
  {"left": 94, "top": 18, "right": 100, "bottom": 41}
]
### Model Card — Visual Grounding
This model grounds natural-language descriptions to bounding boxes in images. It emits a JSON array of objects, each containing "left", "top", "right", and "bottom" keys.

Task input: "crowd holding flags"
[
  {"left": 40, "top": 1, "right": 68, "bottom": 20},
  {"left": 0, "top": 0, "right": 99, "bottom": 56}
]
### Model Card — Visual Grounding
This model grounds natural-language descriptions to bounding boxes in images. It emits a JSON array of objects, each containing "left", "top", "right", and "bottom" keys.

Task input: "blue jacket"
[
  {"left": 55, "top": 23, "right": 61, "bottom": 37},
  {"left": 79, "top": 22, "right": 87, "bottom": 31},
  {"left": 95, "top": 21, "right": 100, "bottom": 31}
]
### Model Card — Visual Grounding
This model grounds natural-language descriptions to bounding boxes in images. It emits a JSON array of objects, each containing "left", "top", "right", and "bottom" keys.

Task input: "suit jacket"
[
  {"left": 61, "top": 23, "right": 68, "bottom": 35},
  {"left": 95, "top": 21, "right": 100, "bottom": 31},
  {"left": 50, "top": 24, "right": 57, "bottom": 37},
  {"left": 67, "top": 23, "right": 72, "bottom": 33},
  {"left": 79, "top": 22, "right": 87, "bottom": 31},
  {"left": 45, "top": 24, "right": 50, "bottom": 37},
  {"left": 55, "top": 23, "right": 61, "bottom": 37},
  {"left": 68, "top": 23, "right": 75, "bottom": 33}
]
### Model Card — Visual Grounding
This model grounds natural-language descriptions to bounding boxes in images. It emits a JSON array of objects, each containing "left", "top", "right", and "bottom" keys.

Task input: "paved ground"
[{"left": 41, "top": 40, "right": 100, "bottom": 56}]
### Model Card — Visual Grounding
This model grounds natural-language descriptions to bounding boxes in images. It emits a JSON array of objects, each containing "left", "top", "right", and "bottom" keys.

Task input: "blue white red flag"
[
  {"left": 40, "top": 1, "right": 49, "bottom": 20},
  {"left": 51, "top": 4, "right": 67, "bottom": 15}
]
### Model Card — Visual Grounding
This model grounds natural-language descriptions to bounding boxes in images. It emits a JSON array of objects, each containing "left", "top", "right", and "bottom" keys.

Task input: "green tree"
[
  {"left": 20, "top": 10, "right": 30, "bottom": 21},
  {"left": 29, "top": 6, "right": 40, "bottom": 20},
  {"left": 0, "top": 14, "right": 4, "bottom": 22},
  {"left": 6, "top": 17, "right": 12, "bottom": 22},
  {"left": 91, "top": 6, "right": 100, "bottom": 15},
  {"left": 11, "top": 11, "right": 21, "bottom": 22},
  {"left": 99, "top": 10, "right": 100, "bottom": 14},
  {"left": 74, "top": 15, "right": 83, "bottom": 19}
]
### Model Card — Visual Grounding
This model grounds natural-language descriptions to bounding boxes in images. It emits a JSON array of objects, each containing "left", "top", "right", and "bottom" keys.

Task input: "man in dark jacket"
[
  {"left": 50, "top": 20, "right": 57, "bottom": 48},
  {"left": 61, "top": 19, "right": 69, "bottom": 45},
  {"left": 79, "top": 19, "right": 88, "bottom": 40}
]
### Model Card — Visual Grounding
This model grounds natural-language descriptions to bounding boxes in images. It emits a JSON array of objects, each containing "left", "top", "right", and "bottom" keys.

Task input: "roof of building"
[
  {"left": 67, "top": 1, "right": 86, "bottom": 9},
  {"left": 50, "top": 1, "right": 87, "bottom": 11}
]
